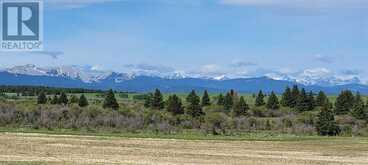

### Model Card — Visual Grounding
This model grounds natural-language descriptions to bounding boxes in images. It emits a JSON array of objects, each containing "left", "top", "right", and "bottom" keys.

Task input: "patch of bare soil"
[{"left": 0, "top": 133, "right": 367, "bottom": 165}]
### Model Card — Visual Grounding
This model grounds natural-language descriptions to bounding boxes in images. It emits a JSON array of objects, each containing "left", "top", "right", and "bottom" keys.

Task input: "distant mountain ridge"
[{"left": 1, "top": 64, "right": 368, "bottom": 94}]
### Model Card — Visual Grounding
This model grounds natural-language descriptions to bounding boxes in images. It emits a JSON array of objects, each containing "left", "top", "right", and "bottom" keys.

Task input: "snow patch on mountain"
[
  {"left": 7, "top": 64, "right": 52, "bottom": 76},
  {"left": 6, "top": 64, "right": 113, "bottom": 83},
  {"left": 55, "top": 65, "right": 113, "bottom": 83},
  {"left": 266, "top": 68, "right": 361, "bottom": 86},
  {"left": 3, "top": 65, "right": 364, "bottom": 86}
]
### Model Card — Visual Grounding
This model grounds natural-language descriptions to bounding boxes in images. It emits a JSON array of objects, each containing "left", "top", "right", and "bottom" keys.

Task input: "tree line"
[
  {"left": 28, "top": 85, "right": 368, "bottom": 136},
  {"left": 142, "top": 86, "right": 367, "bottom": 136},
  {"left": 0, "top": 85, "right": 103, "bottom": 96},
  {"left": 37, "top": 89, "right": 120, "bottom": 109}
]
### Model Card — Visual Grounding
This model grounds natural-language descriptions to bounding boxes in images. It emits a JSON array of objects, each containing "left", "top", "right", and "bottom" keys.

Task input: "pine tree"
[
  {"left": 152, "top": 89, "right": 164, "bottom": 110},
  {"left": 307, "top": 91, "right": 316, "bottom": 111},
  {"left": 58, "top": 92, "right": 68, "bottom": 105},
  {"left": 103, "top": 89, "right": 119, "bottom": 110},
  {"left": 186, "top": 90, "right": 204, "bottom": 118},
  {"left": 334, "top": 90, "right": 355, "bottom": 115},
  {"left": 224, "top": 92, "right": 234, "bottom": 110},
  {"left": 70, "top": 95, "right": 79, "bottom": 104},
  {"left": 296, "top": 88, "right": 310, "bottom": 112},
  {"left": 255, "top": 90, "right": 265, "bottom": 107},
  {"left": 37, "top": 92, "right": 47, "bottom": 104},
  {"left": 316, "top": 104, "right": 340, "bottom": 136},
  {"left": 352, "top": 92, "right": 366, "bottom": 120},
  {"left": 354, "top": 92, "right": 363, "bottom": 106},
  {"left": 316, "top": 91, "right": 328, "bottom": 107},
  {"left": 290, "top": 85, "right": 300, "bottom": 108},
  {"left": 230, "top": 89, "right": 236, "bottom": 97},
  {"left": 51, "top": 95, "right": 58, "bottom": 104},
  {"left": 201, "top": 90, "right": 211, "bottom": 107},
  {"left": 144, "top": 93, "right": 153, "bottom": 108},
  {"left": 166, "top": 94, "right": 184, "bottom": 115},
  {"left": 281, "top": 86, "right": 292, "bottom": 107},
  {"left": 78, "top": 94, "right": 89, "bottom": 107},
  {"left": 217, "top": 94, "right": 225, "bottom": 106},
  {"left": 267, "top": 91, "right": 280, "bottom": 110},
  {"left": 233, "top": 96, "right": 249, "bottom": 117}
]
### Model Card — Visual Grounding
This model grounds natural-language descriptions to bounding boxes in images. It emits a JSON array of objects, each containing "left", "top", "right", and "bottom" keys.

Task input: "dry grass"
[{"left": 0, "top": 133, "right": 368, "bottom": 165}]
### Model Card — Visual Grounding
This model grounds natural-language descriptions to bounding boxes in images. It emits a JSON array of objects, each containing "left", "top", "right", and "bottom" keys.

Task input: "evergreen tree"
[
  {"left": 70, "top": 95, "right": 79, "bottom": 104},
  {"left": 233, "top": 96, "right": 249, "bottom": 117},
  {"left": 37, "top": 92, "right": 47, "bottom": 104},
  {"left": 58, "top": 92, "right": 69, "bottom": 105},
  {"left": 78, "top": 94, "right": 89, "bottom": 107},
  {"left": 354, "top": 92, "right": 363, "bottom": 107},
  {"left": 255, "top": 90, "right": 265, "bottom": 107},
  {"left": 281, "top": 86, "right": 292, "bottom": 107},
  {"left": 201, "top": 90, "right": 211, "bottom": 107},
  {"left": 229, "top": 89, "right": 236, "bottom": 97},
  {"left": 334, "top": 90, "right": 355, "bottom": 115},
  {"left": 290, "top": 85, "right": 300, "bottom": 108},
  {"left": 217, "top": 94, "right": 225, "bottom": 106},
  {"left": 51, "top": 95, "right": 58, "bottom": 105},
  {"left": 316, "top": 104, "right": 340, "bottom": 136},
  {"left": 316, "top": 91, "right": 328, "bottom": 107},
  {"left": 307, "top": 91, "right": 316, "bottom": 111},
  {"left": 144, "top": 93, "right": 153, "bottom": 108},
  {"left": 103, "top": 89, "right": 119, "bottom": 110},
  {"left": 152, "top": 89, "right": 164, "bottom": 110},
  {"left": 224, "top": 92, "right": 234, "bottom": 110},
  {"left": 186, "top": 90, "right": 204, "bottom": 118},
  {"left": 166, "top": 94, "right": 184, "bottom": 115},
  {"left": 352, "top": 92, "right": 367, "bottom": 120},
  {"left": 267, "top": 91, "right": 280, "bottom": 110},
  {"left": 296, "top": 88, "right": 310, "bottom": 112}
]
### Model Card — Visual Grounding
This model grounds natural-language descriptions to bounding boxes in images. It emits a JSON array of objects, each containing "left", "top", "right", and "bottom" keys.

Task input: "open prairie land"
[{"left": 0, "top": 133, "right": 368, "bottom": 165}]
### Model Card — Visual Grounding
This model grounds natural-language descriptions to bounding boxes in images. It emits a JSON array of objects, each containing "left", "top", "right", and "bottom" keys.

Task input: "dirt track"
[{"left": 0, "top": 133, "right": 368, "bottom": 165}]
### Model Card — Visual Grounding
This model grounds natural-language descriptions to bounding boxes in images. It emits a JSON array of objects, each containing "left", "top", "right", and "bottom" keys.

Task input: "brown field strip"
[{"left": 0, "top": 133, "right": 368, "bottom": 165}]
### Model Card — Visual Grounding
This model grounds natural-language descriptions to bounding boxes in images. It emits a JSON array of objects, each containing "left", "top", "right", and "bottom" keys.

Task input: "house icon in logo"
[{"left": 1, "top": 0, "right": 43, "bottom": 51}]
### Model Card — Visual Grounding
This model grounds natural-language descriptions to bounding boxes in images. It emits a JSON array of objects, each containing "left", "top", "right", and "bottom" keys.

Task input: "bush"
[
  {"left": 297, "top": 112, "right": 316, "bottom": 125},
  {"left": 340, "top": 125, "right": 352, "bottom": 137},
  {"left": 203, "top": 112, "right": 230, "bottom": 135},
  {"left": 251, "top": 107, "right": 267, "bottom": 117}
]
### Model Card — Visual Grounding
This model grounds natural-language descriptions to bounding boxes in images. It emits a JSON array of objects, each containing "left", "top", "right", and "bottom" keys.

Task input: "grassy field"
[
  {"left": 2, "top": 92, "right": 345, "bottom": 103},
  {"left": 0, "top": 132, "right": 367, "bottom": 164},
  {"left": 0, "top": 90, "right": 367, "bottom": 164}
]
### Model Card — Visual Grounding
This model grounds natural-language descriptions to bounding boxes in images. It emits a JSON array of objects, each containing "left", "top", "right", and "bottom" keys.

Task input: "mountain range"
[{"left": 0, "top": 64, "right": 367, "bottom": 94}]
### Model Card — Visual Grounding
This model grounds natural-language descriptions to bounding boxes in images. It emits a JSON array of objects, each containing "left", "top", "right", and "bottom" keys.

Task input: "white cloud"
[
  {"left": 340, "top": 69, "right": 361, "bottom": 76},
  {"left": 314, "top": 54, "right": 335, "bottom": 64},
  {"left": 31, "top": 51, "right": 64, "bottom": 59},
  {"left": 188, "top": 64, "right": 250, "bottom": 79},
  {"left": 220, "top": 0, "right": 368, "bottom": 9},
  {"left": 302, "top": 68, "right": 331, "bottom": 77},
  {"left": 230, "top": 61, "right": 257, "bottom": 68},
  {"left": 266, "top": 67, "right": 362, "bottom": 86},
  {"left": 124, "top": 63, "right": 174, "bottom": 73}
]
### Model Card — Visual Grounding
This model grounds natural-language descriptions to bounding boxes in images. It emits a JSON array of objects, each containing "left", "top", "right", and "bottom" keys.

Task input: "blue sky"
[{"left": 1, "top": 0, "right": 368, "bottom": 83}]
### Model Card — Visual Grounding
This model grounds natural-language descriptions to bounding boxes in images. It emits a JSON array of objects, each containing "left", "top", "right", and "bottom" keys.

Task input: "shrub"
[
  {"left": 251, "top": 107, "right": 267, "bottom": 117},
  {"left": 203, "top": 112, "right": 230, "bottom": 135}
]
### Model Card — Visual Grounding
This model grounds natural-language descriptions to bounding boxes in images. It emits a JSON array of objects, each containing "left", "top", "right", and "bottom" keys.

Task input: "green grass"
[{"left": 0, "top": 127, "right": 366, "bottom": 142}]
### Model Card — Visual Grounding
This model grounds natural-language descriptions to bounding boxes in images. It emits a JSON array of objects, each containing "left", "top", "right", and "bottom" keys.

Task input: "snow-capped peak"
[
  {"left": 5, "top": 64, "right": 113, "bottom": 83},
  {"left": 266, "top": 68, "right": 362, "bottom": 86},
  {"left": 55, "top": 65, "right": 113, "bottom": 83},
  {"left": 213, "top": 75, "right": 229, "bottom": 81},
  {"left": 3, "top": 65, "right": 364, "bottom": 86},
  {"left": 7, "top": 64, "right": 52, "bottom": 76}
]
